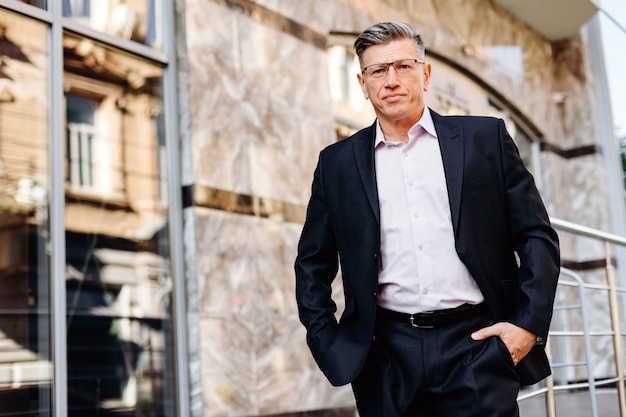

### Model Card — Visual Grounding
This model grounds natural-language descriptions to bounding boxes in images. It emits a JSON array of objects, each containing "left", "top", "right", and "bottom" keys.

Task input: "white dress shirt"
[{"left": 375, "top": 108, "right": 484, "bottom": 314}]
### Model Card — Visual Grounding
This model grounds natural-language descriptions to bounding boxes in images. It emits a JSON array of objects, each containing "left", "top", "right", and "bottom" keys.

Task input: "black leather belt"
[{"left": 377, "top": 303, "right": 487, "bottom": 329}]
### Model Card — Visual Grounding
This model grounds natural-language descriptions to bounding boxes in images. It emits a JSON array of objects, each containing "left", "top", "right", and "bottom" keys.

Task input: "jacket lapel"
[
  {"left": 431, "top": 110, "right": 463, "bottom": 234},
  {"left": 351, "top": 113, "right": 462, "bottom": 230},
  {"left": 352, "top": 122, "right": 380, "bottom": 223}
]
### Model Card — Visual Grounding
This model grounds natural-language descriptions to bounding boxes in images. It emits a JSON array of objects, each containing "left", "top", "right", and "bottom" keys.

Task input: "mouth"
[{"left": 383, "top": 94, "right": 404, "bottom": 102}]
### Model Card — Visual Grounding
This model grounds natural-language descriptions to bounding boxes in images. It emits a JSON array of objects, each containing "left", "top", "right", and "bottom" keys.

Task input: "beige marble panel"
[
  {"left": 195, "top": 207, "right": 353, "bottom": 416},
  {"left": 185, "top": 0, "right": 335, "bottom": 206},
  {"left": 182, "top": 207, "right": 205, "bottom": 417}
]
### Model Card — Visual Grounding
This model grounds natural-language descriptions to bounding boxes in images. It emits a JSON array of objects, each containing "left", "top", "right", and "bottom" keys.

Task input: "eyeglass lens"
[{"left": 365, "top": 59, "right": 423, "bottom": 78}]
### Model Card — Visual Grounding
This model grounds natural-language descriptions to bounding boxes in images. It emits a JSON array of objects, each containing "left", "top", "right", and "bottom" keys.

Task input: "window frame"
[{"left": 0, "top": 1, "right": 189, "bottom": 416}]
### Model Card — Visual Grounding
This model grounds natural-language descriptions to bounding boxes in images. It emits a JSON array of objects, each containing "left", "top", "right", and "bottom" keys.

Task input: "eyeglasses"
[{"left": 361, "top": 58, "right": 426, "bottom": 79}]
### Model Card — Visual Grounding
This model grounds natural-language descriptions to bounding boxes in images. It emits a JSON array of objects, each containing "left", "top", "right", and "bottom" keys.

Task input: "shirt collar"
[{"left": 374, "top": 107, "right": 438, "bottom": 147}]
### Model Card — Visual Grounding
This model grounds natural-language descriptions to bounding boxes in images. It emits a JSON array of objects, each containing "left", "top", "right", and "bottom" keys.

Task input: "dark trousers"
[{"left": 352, "top": 308, "right": 520, "bottom": 417}]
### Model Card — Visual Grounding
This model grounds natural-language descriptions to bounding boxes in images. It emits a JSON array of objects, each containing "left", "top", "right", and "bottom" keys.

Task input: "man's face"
[{"left": 357, "top": 38, "right": 431, "bottom": 127}]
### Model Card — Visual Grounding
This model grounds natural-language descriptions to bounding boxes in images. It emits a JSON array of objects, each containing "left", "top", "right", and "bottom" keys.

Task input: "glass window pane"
[
  {"left": 63, "top": 31, "right": 175, "bottom": 416},
  {"left": 17, "top": 0, "right": 47, "bottom": 9},
  {"left": 0, "top": 8, "right": 52, "bottom": 416},
  {"left": 63, "top": 0, "right": 161, "bottom": 50}
]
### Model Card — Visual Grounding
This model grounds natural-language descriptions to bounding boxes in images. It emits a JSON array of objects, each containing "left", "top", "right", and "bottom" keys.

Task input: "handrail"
[
  {"left": 550, "top": 217, "right": 626, "bottom": 246},
  {"left": 523, "top": 217, "right": 626, "bottom": 416}
]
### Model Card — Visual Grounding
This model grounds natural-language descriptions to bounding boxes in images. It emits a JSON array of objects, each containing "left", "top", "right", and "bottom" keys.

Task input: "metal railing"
[{"left": 517, "top": 217, "right": 626, "bottom": 417}]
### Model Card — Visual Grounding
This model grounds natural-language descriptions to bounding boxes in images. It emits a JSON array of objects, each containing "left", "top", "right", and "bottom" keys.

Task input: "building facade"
[{"left": 0, "top": 0, "right": 621, "bottom": 416}]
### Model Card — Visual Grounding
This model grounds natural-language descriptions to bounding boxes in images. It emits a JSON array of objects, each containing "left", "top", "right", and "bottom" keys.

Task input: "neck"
[{"left": 378, "top": 108, "right": 425, "bottom": 143}]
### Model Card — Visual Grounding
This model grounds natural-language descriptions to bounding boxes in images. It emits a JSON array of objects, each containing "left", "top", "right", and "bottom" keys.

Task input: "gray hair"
[{"left": 354, "top": 22, "right": 425, "bottom": 64}]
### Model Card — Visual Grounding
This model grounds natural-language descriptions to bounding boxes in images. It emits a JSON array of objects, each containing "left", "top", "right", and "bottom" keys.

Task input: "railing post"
[
  {"left": 605, "top": 241, "right": 626, "bottom": 417},
  {"left": 564, "top": 268, "right": 600, "bottom": 416},
  {"left": 544, "top": 342, "right": 557, "bottom": 417}
]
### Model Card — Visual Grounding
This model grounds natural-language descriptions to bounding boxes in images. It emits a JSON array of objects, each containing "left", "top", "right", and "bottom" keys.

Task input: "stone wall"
[{"left": 177, "top": 0, "right": 609, "bottom": 415}]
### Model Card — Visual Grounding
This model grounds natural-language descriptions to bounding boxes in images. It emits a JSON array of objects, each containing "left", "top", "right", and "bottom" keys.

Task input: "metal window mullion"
[
  {"left": 0, "top": 0, "right": 53, "bottom": 22},
  {"left": 68, "top": 126, "right": 79, "bottom": 187},
  {"left": 87, "top": 129, "right": 93, "bottom": 187},
  {"left": 78, "top": 127, "right": 90, "bottom": 186},
  {"left": 62, "top": 17, "right": 168, "bottom": 65},
  {"left": 50, "top": 0, "right": 67, "bottom": 416},
  {"left": 161, "top": 0, "right": 191, "bottom": 415},
  {"left": 80, "top": 128, "right": 87, "bottom": 186}
]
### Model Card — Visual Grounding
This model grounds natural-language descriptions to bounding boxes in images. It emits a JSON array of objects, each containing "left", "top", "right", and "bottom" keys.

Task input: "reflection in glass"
[
  {"left": 63, "top": 0, "right": 161, "bottom": 49},
  {"left": 0, "top": 8, "right": 52, "bottom": 416},
  {"left": 19, "top": 0, "right": 47, "bottom": 8},
  {"left": 63, "top": 32, "right": 175, "bottom": 416},
  {"left": 65, "top": 94, "right": 98, "bottom": 190}
]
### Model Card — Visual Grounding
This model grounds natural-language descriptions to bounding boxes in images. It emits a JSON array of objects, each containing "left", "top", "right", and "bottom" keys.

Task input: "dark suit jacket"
[{"left": 295, "top": 109, "right": 560, "bottom": 387}]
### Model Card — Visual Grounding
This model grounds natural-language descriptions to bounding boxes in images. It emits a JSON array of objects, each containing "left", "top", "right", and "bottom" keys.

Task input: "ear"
[
  {"left": 423, "top": 63, "right": 432, "bottom": 92},
  {"left": 357, "top": 73, "right": 369, "bottom": 100}
]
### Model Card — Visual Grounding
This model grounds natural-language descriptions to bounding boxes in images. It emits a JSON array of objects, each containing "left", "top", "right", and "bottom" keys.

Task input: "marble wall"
[{"left": 176, "top": 0, "right": 613, "bottom": 415}]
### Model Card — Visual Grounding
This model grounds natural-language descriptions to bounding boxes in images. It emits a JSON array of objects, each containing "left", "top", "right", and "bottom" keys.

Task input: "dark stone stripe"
[
  {"left": 185, "top": 184, "right": 307, "bottom": 224},
  {"left": 218, "top": 0, "right": 327, "bottom": 49},
  {"left": 182, "top": 184, "right": 194, "bottom": 209},
  {"left": 541, "top": 142, "right": 600, "bottom": 159},
  {"left": 561, "top": 257, "right": 616, "bottom": 270}
]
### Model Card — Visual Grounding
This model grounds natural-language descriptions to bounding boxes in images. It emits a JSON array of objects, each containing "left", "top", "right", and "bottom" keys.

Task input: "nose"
[{"left": 384, "top": 65, "right": 400, "bottom": 85}]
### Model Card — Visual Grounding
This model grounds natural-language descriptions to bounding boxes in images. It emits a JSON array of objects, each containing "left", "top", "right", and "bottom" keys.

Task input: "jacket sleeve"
[
  {"left": 498, "top": 119, "right": 560, "bottom": 341},
  {"left": 294, "top": 151, "right": 341, "bottom": 354}
]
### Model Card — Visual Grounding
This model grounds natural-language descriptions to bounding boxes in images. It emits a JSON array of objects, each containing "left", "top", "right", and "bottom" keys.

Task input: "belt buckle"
[{"left": 410, "top": 314, "right": 434, "bottom": 329}]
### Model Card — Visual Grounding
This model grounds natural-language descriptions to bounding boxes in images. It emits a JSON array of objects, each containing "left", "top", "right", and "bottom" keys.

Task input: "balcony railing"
[{"left": 518, "top": 217, "right": 626, "bottom": 417}]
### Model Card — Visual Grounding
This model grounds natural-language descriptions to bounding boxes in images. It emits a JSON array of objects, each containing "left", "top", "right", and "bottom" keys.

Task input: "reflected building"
[
  {"left": 0, "top": 0, "right": 621, "bottom": 416},
  {"left": 0, "top": 2, "right": 174, "bottom": 416}
]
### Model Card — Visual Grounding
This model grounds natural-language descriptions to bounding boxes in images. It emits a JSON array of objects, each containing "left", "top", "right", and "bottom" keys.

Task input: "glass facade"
[
  {"left": 0, "top": 1, "right": 180, "bottom": 416},
  {"left": 63, "top": 31, "right": 175, "bottom": 416},
  {"left": 0, "top": 7, "right": 52, "bottom": 414},
  {"left": 19, "top": 0, "right": 47, "bottom": 8},
  {"left": 63, "top": 0, "right": 161, "bottom": 49}
]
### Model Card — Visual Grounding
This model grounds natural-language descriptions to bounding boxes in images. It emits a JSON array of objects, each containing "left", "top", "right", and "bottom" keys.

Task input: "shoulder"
[
  {"left": 431, "top": 109, "right": 502, "bottom": 129},
  {"left": 320, "top": 122, "right": 376, "bottom": 155},
  {"left": 430, "top": 110, "right": 507, "bottom": 142}
]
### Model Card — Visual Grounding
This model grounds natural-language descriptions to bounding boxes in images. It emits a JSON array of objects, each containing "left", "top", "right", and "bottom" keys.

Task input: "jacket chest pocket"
[{"left": 465, "top": 171, "right": 498, "bottom": 195}]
